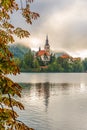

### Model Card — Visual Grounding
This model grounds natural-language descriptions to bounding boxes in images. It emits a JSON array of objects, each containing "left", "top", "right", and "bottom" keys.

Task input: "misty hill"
[
  {"left": 9, "top": 44, "right": 69, "bottom": 59},
  {"left": 9, "top": 44, "right": 30, "bottom": 59},
  {"left": 55, "top": 52, "right": 69, "bottom": 58}
]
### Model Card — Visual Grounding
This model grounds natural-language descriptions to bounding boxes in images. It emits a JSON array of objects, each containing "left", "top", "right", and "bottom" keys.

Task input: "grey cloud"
[
  {"left": 49, "top": 21, "right": 87, "bottom": 52},
  {"left": 30, "top": 0, "right": 87, "bottom": 52},
  {"left": 13, "top": 0, "right": 87, "bottom": 56},
  {"left": 30, "top": 0, "right": 75, "bottom": 27},
  {"left": 31, "top": 0, "right": 75, "bottom": 12}
]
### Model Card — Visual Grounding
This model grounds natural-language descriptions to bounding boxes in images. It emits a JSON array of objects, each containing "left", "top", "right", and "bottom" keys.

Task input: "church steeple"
[
  {"left": 44, "top": 35, "right": 50, "bottom": 53},
  {"left": 46, "top": 35, "right": 49, "bottom": 45},
  {"left": 39, "top": 46, "right": 41, "bottom": 51}
]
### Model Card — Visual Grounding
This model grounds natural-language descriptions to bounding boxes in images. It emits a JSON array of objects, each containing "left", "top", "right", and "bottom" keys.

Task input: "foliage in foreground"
[{"left": 0, "top": 0, "right": 39, "bottom": 129}]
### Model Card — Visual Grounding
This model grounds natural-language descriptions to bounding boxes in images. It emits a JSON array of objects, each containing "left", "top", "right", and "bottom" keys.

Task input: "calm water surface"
[{"left": 9, "top": 73, "right": 87, "bottom": 130}]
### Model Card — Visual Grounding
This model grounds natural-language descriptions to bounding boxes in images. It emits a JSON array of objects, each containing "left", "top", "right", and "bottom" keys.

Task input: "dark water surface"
[{"left": 9, "top": 73, "right": 87, "bottom": 130}]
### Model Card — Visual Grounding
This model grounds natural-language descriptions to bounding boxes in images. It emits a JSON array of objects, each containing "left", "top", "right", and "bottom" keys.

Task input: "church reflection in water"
[
  {"left": 20, "top": 82, "right": 87, "bottom": 111},
  {"left": 35, "top": 82, "right": 50, "bottom": 111}
]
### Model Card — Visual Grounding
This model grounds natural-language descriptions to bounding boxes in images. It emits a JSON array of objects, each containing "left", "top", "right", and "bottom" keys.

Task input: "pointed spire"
[
  {"left": 46, "top": 35, "right": 49, "bottom": 45},
  {"left": 44, "top": 35, "right": 50, "bottom": 53},
  {"left": 46, "top": 35, "right": 48, "bottom": 40},
  {"left": 39, "top": 46, "right": 41, "bottom": 51}
]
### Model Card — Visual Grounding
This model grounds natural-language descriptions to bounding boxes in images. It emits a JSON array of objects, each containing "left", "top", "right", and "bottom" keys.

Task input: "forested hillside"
[
  {"left": 9, "top": 44, "right": 30, "bottom": 58},
  {"left": 9, "top": 44, "right": 87, "bottom": 72}
]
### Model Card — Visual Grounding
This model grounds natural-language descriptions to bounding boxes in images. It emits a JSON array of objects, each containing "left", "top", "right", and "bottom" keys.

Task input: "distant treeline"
[{"left": 11, "top": 48, "right": 87, "bottom": 73}]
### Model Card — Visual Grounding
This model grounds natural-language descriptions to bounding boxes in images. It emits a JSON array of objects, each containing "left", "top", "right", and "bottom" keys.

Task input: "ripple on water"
[{"left": 13, "top": 73, "right": 87, "bottom": 130}]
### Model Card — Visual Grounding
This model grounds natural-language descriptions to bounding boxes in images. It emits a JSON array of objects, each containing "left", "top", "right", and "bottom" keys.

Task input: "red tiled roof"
[
  {"left": 60, "top": 54, "right": 70, "bottom": 59},
  {"left": 37, "top": 50, "right": 50, "bottom": 56},
  {"left": 72, "top": 57, "right": 81, "bottom": 61}
]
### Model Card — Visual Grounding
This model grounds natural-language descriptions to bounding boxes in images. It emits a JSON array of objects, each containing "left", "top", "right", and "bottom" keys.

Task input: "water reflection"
[
  {"left": 35, "top": 83, "right": 50, "bottom": 111},
  {"left": 20, "top": 82, "right": 87, "bottom": 111},
  {"left": 18, "top": 82, "right": 87, "bottom": 130},
  {"left": 9, "top": 73, "right": 87, "bottom": 130}
]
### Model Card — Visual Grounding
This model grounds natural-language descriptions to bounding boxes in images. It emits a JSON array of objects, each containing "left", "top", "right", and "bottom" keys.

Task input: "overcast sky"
[{"left": 13, "top": 0, "right": 87, "bottom": 58}]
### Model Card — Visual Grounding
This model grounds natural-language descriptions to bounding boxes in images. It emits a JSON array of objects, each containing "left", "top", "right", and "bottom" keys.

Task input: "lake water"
[{"left": 9, "top": 73, "right": 87, "bottom": 130}]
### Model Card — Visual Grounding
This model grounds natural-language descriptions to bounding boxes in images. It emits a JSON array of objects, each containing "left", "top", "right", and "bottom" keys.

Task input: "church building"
[{"left": 36, "top": 35, "right": 51, "bottom": 64}]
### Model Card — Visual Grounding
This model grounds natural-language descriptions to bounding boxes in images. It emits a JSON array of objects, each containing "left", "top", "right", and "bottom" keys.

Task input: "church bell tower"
[{"left": 44, "top": 35, "right": 50, "bottom": 53}]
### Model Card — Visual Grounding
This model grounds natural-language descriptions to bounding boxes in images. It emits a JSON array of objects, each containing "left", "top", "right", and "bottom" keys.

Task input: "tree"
[
  {"left": 83, "top": 58, "right": 87, "bottom": 72},
  {"left": 33, "top": 59, "right": 40, "bottom": 69},
  {"left": 72, "top": 60, "right": 83, "bottom": 72},
  {"left": 24, "top": 49, "right": 34, "bottom": 68},
  {"left": 0, "top": 0, "right": 39, "bottom": 129}
]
